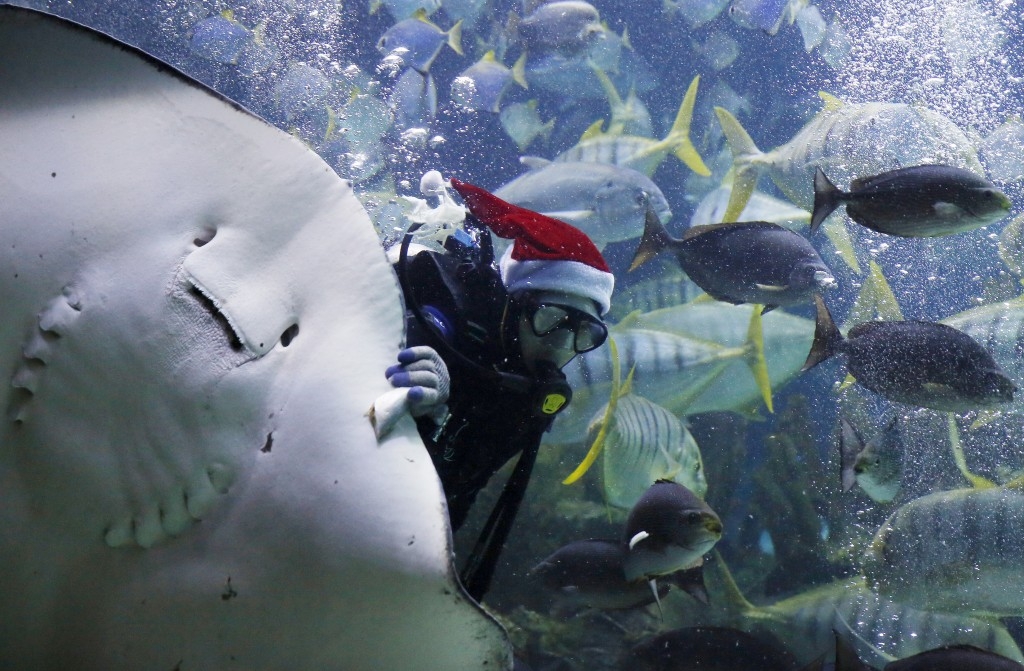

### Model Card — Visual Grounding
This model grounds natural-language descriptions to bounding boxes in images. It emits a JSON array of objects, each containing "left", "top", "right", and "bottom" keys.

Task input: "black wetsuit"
[{"left": 397, "top": 242, "right": 567, "bottom": 599}]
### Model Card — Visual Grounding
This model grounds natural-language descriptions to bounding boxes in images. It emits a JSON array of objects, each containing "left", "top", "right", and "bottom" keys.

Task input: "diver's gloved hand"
[{"left": 385, "top": 345, "right": 450, "bottom": 421}]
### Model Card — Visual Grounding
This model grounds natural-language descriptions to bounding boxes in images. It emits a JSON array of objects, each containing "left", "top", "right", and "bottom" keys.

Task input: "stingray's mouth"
[
  {"left": 187, "top": 282, "right": 245, "bottom": 353},
  {"left": 170, "top": 269, "right": 258, "bottom": 367}
]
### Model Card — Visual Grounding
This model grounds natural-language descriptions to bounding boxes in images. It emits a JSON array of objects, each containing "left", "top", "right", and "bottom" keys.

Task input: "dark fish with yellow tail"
[
  {"left": 811, "top": 164, "right": 1011, "bottom": 236},
  {"left": 803, "top": 295, "right": 1016, "bottom": 412},
  {"left": 622, "top": 480, "right": 722, "bottom": 582},
  {"left": 630, "top": 213, "right": 835, "bottom": 313}
]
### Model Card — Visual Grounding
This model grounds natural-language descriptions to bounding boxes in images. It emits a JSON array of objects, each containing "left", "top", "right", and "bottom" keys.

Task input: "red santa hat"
[{"left": 449, "top": 178, "right": 614, "bottom": 316}]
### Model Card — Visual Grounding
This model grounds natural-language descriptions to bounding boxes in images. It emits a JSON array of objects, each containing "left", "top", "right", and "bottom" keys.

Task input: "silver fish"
[
  {"left": 499, "top": 100, "right": 555, "bottom": 151},
  {"left": 376, "top": 10, "right": 463, "bottom": 74},
  {"left": 691, "top": 553, "right": 1024, "bottom": 665},
  {"left": 552, "top": 302, "right": 814, "bottom": 442},
  {"left": 864, "top": 485, "right": 1024, "bottom": 616},
  {"left": 591, "top": 392, "right": 708, "bottom": 509},
  {"left": 517, "top": 0, "right": 606, "bottom": 54},
  {"left": 839, "top": 416, "right": 903, "bottom": 503},
  {"left": 450, "top": 51, "right": 526, "bottom": 113},
  {"left": 493, "top": 157, "right": 671, "bottom": 248},
  {"left": 553, "top": 75, "right": 710, "bottom": 177}
]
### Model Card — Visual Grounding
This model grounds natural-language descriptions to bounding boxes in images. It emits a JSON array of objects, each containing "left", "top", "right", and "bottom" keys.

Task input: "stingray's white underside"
[{"left": 0, "top": 7, "right": 509, "bottom": 669}]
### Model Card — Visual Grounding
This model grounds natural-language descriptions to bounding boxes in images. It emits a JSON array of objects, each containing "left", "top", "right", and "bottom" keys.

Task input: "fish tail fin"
[
  {"left": 511, "top": 52, "right": 528, "bottom": 89},
  {"left": 628, "top": 207, "right": 677, "bottom": 271},
  {"left": 447, "top": 19, "right": 464, "bottom": 56},
  {"left": 838, "top": 417, "right": 864, "bottom": 492},
  {"left": 704, "top": 550, "right": 757, "bottom": 619},
  {"left": 713, "top": 106, "right": 761, "bottom": 222},
  {"left": 802, "top": 294, "right": 843, "bottom": 371},
  {"left": 811, "top": 166, "right": 843, "bottom": 232},
  {"left": 744, "top": 306, "right": 774, "bottom": 413},
  {"left": 947, "top": 413, "right": 998, "bottom": 489},
  {"left": 665, "top": 76, "right": 711, "bottom": 176}
]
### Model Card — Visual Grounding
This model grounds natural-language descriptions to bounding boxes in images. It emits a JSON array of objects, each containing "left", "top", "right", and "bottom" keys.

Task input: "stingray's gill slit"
[{"left": 7, "top": 289, "right": 83, "bottom": 424}]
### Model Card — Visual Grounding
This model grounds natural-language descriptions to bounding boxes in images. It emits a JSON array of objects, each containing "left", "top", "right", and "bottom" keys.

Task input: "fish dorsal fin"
[
  {"left": 413, "top": 7, "right": 431, "bottom": 22},
  {"left": 220, "top": 8, "right": 236, "bottom": 21},
  {"left": 620, "top": 25, "right": 632, "bottom": 50},
  {"left": 511, "top": 52, "right": 529, "bottom": 89},
  {"left": 480, "top": 49, "right": 498, "bottom": 63},
  {"left": 818, "top": 91, "right": 845, "bottom": 112},
  {"left": 519, "top": 155, "right": 551, "bottom": 170},
  {"left": 579, "top": 119, "right": 606, "bottom": 142},
  {"left": 563, "top": 337, "right": 622, "bottom": 485}
]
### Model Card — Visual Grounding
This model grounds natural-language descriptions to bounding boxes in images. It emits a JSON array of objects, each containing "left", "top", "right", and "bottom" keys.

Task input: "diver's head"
[{"left": 509, "top": 290, "right": 608, "bottom": 374}]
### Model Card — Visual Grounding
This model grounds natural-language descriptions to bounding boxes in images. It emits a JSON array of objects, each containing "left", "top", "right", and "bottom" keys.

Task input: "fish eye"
[
  {"left": 685, "top": 511, "right": 702, "bottom": 524},
  {"left": 635, "top": 191, "right": 648, "bottom": 205}
]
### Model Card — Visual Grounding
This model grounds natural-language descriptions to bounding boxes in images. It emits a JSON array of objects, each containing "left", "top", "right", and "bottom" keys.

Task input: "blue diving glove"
[{"left": 385, "top": 345, "right": 450, "bottom": 420}]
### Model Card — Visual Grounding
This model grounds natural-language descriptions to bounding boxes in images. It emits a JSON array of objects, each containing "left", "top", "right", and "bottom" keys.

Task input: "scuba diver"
[{"left": 386, "top": 176, "right": 614, "bottom": 602}]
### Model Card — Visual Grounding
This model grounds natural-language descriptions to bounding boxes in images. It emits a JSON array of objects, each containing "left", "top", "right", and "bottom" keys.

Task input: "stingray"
[{"left": 0, "top": 7, "right": 509, "bottom": 670}]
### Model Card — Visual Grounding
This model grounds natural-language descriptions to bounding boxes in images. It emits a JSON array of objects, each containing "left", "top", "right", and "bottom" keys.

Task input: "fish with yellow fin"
[{"left": 553, "top": 74, "right": 711, "bottom": 177}]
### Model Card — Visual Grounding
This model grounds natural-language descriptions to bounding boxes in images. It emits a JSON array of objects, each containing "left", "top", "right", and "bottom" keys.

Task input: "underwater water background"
[{"left": 8, "top": 0, "right": 1024, "bottom": 668}]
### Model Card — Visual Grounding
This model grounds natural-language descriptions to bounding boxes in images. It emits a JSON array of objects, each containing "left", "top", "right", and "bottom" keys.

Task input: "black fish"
[
  {"left": 630, "top": 213, "right": 835, "bottom": 313},
  {"left": 885, "top": 645, "right": 1024, "bottom": 670},
  {"left": 628, "top": 626, "right": 801, "bottom": 671},
  {"left": 811, "top": 165, "right": 1011, "bottom": 237},
  {"left": 622, "top": 480, "right": 723, "bottom": 582},
  {"left": 803, "top": 295, "right": 1016, "bottom": 412},
  {"left": 529, "top": 538, "right": 669, "bottom": 610},
  {"left": 830, "top": 630, "right": 1024, "bottom": 671},
  {"left": 531, "top": 539, "right": 710, "bottom": 610}
]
